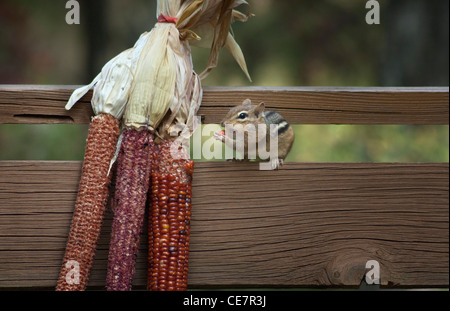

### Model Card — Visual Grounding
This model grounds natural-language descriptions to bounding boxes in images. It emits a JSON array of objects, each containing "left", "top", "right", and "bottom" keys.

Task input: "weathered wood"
[
  {"left": 0, "top": 161, "right": 448, "bottom": 288},
  {"left": 0, "top": 85, "right": 448, "bottom": 125}
]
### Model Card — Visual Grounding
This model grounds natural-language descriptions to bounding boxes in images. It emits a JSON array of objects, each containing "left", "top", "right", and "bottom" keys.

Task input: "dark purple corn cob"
[{"left": 106, "top": 129, "right": 154, "bottom": 291}]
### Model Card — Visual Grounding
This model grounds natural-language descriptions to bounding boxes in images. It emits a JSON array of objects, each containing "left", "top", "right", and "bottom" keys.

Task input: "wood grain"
[
  {"left": 0, "top": 161, "right": 448, "bottom": 288},
  {"left": 0, "top": 85, "right": 448, "bottom": 125}
]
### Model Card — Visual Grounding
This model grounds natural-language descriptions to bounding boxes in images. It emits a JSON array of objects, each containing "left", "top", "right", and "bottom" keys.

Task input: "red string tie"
[{"left": 157, "top": 14, "right": 178, "bottom": 24}]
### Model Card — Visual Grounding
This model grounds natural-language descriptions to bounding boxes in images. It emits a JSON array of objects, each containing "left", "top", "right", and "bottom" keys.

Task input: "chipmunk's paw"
[
  {"left": 277, "top": 159, "right": 284, "bottom": 168},
  {"left": 259, "top": 158, "right": 283, "bottom": 171},
  {"left": 271, "top": 158, "right": 284, "bottom": 170},
  {"left": 213, "top": 130, "right": 226, "bottom": 142}
]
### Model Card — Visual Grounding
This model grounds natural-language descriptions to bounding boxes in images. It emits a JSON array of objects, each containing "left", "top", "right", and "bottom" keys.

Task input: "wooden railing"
[{"left": 0, "top": 85, "right": 448, "bottom": 289}]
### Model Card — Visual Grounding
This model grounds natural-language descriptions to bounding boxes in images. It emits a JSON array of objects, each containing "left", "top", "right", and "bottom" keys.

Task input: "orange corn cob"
[
  {"left": 57, "top": 113, "right": 119, "bottom": 291},
  {"left": 148, "top": 140, "right": 194, "bottom": 291},
  {"left": 106, "top": 129, "right": 154, "bottom": 291}
]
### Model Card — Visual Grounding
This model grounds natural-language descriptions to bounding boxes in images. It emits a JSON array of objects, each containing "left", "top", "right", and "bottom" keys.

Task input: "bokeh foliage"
[{"left": 0, "top": 0, "right": 448, "bottom": 162}]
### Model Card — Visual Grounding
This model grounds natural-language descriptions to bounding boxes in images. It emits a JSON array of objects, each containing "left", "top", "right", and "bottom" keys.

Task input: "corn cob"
[
  {"left": 148, "top": 140, "right": 194, "bottom": 291},
  {"left": 57, "top": 113, "right": 119, "bottom": 291},
  {"left": 140, "top": 0, "right": 251, "bottom": 291},
  {"left": 105, "top": 129, "right": 154, "bottom": 291},
  {"left": 57, "top": 41, "right": 144, "bottom": 290},
  {"left": 57, "top": 0, "right": 251, "bottom": 291}
]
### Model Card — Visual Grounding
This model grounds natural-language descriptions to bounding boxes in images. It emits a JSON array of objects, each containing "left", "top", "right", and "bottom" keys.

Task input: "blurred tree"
[
  {"left": 381, "top": 0, "right": 449, "bottom": 86},
  {"left": 80, "top": 0, "right": 107, "bottom": 83},
  {"left": 0, "top": 1, "right": 32, "bottom": 83}
]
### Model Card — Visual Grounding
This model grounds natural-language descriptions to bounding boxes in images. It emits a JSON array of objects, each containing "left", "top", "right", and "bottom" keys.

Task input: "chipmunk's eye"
[{"left": 238, "top": 112, "right": 248, "bottom": 120}]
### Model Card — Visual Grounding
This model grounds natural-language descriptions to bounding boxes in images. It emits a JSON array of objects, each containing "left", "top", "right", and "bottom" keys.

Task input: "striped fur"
[{"left": 263, "top": 111, "right": 290, "bottom": 135}]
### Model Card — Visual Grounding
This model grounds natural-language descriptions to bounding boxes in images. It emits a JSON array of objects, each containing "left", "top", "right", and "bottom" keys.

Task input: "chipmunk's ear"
[
  {"left": 242, "top": 98, "right": 252, "bottom": 106},
  {"left": 254, "top": 102, "right": 265, "bottom": 117}
]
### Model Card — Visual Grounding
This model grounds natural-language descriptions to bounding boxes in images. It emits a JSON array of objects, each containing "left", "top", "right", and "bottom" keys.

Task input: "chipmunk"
[{"left": 214, "top": 99, "right": 295, "bottom": 170}]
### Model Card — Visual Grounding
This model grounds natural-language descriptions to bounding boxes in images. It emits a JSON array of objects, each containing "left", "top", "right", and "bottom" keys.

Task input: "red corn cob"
[
  {"left": 148, "top": 140, "right": 194, "bottom": 291},
  {"left": 106, "top": 129, "right": 154, "bottom": 291},
  {"left": 57, "top": 113, "right": 120, "bottom": 291}
]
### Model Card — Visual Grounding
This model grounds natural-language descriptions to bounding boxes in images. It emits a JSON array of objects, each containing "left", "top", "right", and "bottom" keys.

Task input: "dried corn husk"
[
  {"left": 124, "top": 0, "right": 251, "bottom": 139},
  {"left": 182, "top": 0, "right": 252, "bottom": 80},
  {"left": 67, "top": 0, "right": 251, "bottom": 137},
  {"left": 66, "top": 0, "right": 251, "bottom": 139},
  {"left": 66, "top": 32, "right": 150, "bottom": 118},
  {"left": 123, "top": 23, "right": 181, "bottom": 131},
  {"left": 170, "top": 0, "right": 252, "bottom": 80}
]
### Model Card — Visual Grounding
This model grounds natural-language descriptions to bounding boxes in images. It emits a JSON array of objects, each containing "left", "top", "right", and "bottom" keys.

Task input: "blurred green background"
[{"left": 0, "top": 0, "right": 448, "bottom": 162}]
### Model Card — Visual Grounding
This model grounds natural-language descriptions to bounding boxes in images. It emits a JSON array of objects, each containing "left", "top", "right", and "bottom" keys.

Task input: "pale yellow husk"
[
  {"left": 65, "top": 32, "right": 150, "bottom": 119},
  {"left": 67, "top": 0, "right": 252, "bottom": 140}
]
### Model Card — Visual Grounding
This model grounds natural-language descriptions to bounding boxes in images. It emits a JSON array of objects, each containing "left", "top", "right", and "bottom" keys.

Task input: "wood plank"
[
  {"left": 0, "top": 161, "right": 448, "bottom": 288},
  {"left": 0, "top": 85, "right": 448, "bottom": 125}
]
